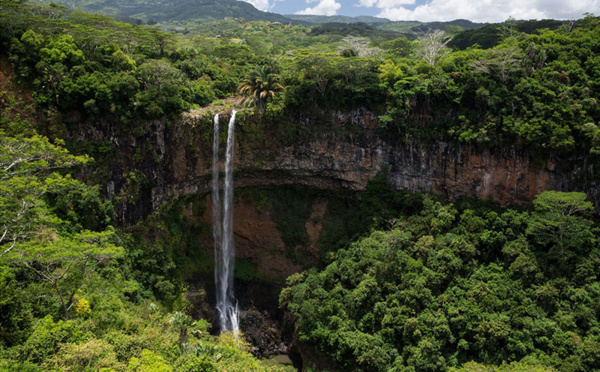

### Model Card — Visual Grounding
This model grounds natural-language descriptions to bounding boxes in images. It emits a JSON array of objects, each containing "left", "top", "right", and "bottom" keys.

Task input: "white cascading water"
[{"left": 212, "top": 111, "right": 240, "bottom": 334}]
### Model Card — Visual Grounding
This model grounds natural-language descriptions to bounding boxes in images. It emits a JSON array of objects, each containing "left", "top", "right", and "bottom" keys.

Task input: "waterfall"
[
  {"left": 212, "top": 114, "right": 223, "bottom": 329},
  {"left": 212, "top": 111, "right": 240, "bottom": 334}
]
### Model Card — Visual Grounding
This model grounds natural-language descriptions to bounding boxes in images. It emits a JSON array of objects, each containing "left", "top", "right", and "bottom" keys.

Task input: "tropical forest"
[{"left": 1, "top": 0, "right": 600, "bottom": 371}]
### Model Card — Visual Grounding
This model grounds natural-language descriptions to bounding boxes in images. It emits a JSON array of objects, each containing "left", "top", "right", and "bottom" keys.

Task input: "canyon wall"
[
  {"left": 71, "top": 108, "right": 596, "bottom": 225},
  {"left": 153, "top": 110, "right": 582, "bottom": 218}
]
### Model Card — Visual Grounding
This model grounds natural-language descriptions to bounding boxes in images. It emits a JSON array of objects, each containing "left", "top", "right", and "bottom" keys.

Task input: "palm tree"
[
  {"left": 238, "top": 65, "right": 283, "bottom": 111},
  {"left": 169, "top": 311, "right": 195, "bottom": 348}
]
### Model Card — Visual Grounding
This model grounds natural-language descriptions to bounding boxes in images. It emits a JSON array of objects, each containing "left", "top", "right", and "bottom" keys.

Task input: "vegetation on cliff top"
[{"left": 1, "top": 1, "right": 599, "bottom": 156}]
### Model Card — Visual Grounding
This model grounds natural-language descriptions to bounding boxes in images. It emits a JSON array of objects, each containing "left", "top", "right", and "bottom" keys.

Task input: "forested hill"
[
  {"left": 35, "top": 0, "right": 293, "bottom": 24},
  {"left": 285, "top": 14, "right": 391, "bottom": 25}
]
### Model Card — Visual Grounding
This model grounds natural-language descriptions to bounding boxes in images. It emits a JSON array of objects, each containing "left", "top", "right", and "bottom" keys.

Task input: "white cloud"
[
  {"left": 296, "top": 0, "right": 342, "bottom": 15},
  {"left": 362, "top": 0, "right": 600, "bottom": 22},
  {"left": 241, "top": 0, "right": 272, "bottom": 12},
  {"left": 357, "top": 0, "right": 378, "bottom": 7},
  {"left": 377, "top": 0, "right": 417, "bottom": 7},
  {"left": 357, "top": 0, "right": 415, "bottom": 8}
]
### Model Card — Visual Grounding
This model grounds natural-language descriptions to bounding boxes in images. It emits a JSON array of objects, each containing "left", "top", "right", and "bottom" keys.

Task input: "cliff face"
[
  {"left": 149, "top": 110, "right": 578, "bottom": 218},
  {"left": 71, "top": 108, "right": 591, "bottom": 225},
  {"left": 386, "top": 142, "right": 574, "bottom": 206}
]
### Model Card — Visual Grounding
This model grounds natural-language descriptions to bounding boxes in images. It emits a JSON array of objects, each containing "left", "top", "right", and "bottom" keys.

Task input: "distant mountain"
[
  {"left": 410, "top": 19, "right": 487, "bottom": 32},
  {"left": 35, "top": 0, "right": 293, "bottom": 24},
  {"left": 286, "top": 14, "right": 390, "bottom": 25},
  {"left": 377, "top": 19, "right": 485, "bottom": 33},
  {"left": 31, "top": 0, "right": 549, "bottom": 39},
  {"left": 449, "top": 19, "right": 565, "bottom": 50}
]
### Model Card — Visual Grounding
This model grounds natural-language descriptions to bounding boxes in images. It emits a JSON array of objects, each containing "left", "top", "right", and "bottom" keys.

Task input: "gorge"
[
  {"left": 2, "top": 5, "right": 600, "bottom": 370},
  {"left": 68, "top": 105, "right": 600, "bottom": 366},
  {"left": 68, "top": 104, "right": 598, "bottom": 290}
]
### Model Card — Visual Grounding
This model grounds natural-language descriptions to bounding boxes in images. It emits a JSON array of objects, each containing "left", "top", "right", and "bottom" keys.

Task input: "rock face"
[
  {"left": 70, "top": 108, "right": 594, "bottom": 225},
  {"left": 240, "top": 309, "right": 292, "bottom": 359},
  {"left": 385, "top": 141, "right": 574, "bottom": 207},
  {"left": 201, "top": 197, "right": 303, "bottom": 280},
  {"left": 148, "top": 111, "right": 580, "bottom": 219}
]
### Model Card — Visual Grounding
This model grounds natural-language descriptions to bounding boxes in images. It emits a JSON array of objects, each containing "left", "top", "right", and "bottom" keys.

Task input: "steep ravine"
[
  {"left": 68, "top": 107, "right": 599, "bottom": 282},
  {"left": 69, "top": 108, "right": 597, "bottom": 369}
]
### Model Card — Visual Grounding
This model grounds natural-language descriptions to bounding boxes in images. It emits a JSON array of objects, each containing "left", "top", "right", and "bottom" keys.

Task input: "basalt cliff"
[{"left": 72, "top": 108, "right": 594, "bottom": 226}]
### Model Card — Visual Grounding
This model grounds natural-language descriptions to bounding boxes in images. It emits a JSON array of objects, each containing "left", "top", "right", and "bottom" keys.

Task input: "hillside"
[
  {"left": 285, "top": 14, "right": 391, "bottom": 25},
  {"left": 36, "top": 0, "right": 293, "bottom": 23},
  {"left": 376, "top": 19, "right": 485, "bottom": 33},
  {"left": 449, "top": 19, "right": 566, "bottom": 49}
]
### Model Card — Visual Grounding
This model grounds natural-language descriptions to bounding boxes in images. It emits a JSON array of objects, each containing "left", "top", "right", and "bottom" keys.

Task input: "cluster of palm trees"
[{"left": 237, "top": 65, "right": 283, "bottom": 111}]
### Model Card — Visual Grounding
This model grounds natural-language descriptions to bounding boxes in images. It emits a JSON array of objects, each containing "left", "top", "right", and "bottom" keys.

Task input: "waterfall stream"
[{"left": 213, "top": 111, "right": 240, "bottom": 334}]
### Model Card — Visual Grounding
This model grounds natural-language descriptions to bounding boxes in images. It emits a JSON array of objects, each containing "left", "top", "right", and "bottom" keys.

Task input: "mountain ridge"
[
  {"left": 34, "top": 0, "right": 488, "bottom": 28},
  {"left": 285, "top": 14, "right": 391, "bottom": 24},
  {"left": 36, "top": 0, "right": 294, "bottom": 24}
]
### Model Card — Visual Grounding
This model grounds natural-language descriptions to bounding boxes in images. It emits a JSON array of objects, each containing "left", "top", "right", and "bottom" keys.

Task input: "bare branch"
[
  {"left": 0, "top": 237, "right": 17, "bottom": 259},
  {"left": 416, "top": 30, "right": 452, "bottom": 66}
]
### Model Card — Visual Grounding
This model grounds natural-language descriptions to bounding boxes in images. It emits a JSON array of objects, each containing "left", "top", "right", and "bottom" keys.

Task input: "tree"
[
  {"left": 337, "top": 36, "right": 382, "bottom": 58},
  {"left": 169, "top": 311, "right": 195, "bottom": 348},
  {"left": 416, "top": 30, "right": 452, "bottom": 66},
  {"left": 238, "top": 65, "right": 283, "bottom": 111},
  {"left": 499, "top": 17, "right": 518, "bottom": 39},
  {"left": 294, "top": 54, "right": 335, "bottom": 98},
  {"left": 14, "top": 229, "right": 123, "bottom": 320},
  {"left": 135, "top": 60, "right": 192, "bottom": 117},
  {"left": 526, "top": 191, "right": 596, "bottom": 265},
  {"left": 470, "top": 47, "right": 521, "bottom": 83},
  {"left": 0, "top": 132, "right": 123, "bottom": 321},
  {"left": 0, "top": 132, "right": 88, "bottom": 259},
  {"left": 128, "top": 349, "right": 173, "bottom": 372}
]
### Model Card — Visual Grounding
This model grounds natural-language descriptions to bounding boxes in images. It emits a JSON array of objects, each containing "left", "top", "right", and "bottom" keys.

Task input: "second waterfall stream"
[{"left": 212, "top": 111, "right": 240, "bottom": 334}]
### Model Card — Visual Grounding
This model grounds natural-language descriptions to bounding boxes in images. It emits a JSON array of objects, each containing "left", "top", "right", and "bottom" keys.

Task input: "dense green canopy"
[{"left": 281, "top": 192, "right": 600, "bottom": 372}]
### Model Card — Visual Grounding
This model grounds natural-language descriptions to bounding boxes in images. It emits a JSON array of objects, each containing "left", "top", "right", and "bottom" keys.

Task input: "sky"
[{"left": 240, "top": 0, "right": 600, "bottom": 23}]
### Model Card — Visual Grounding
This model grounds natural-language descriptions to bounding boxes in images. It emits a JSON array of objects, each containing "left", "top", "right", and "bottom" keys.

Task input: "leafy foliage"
[
  {"left": 3, "top": 2, "right": 597, "bottom": 157},
  {"left": 0, "top": 134, "right": 288, "bottom": 372},
  {"left": 281, "top": 191, "right": 600, "bottom": 372},
  {"left": 379, "top": 15, "right": 600, "bottom": 153},
  {"left": 0, "top": 132, "right": 89, "bottom": 259},
  {"left": 238, "top": 65, "right": 283, "bottom": 110}
]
